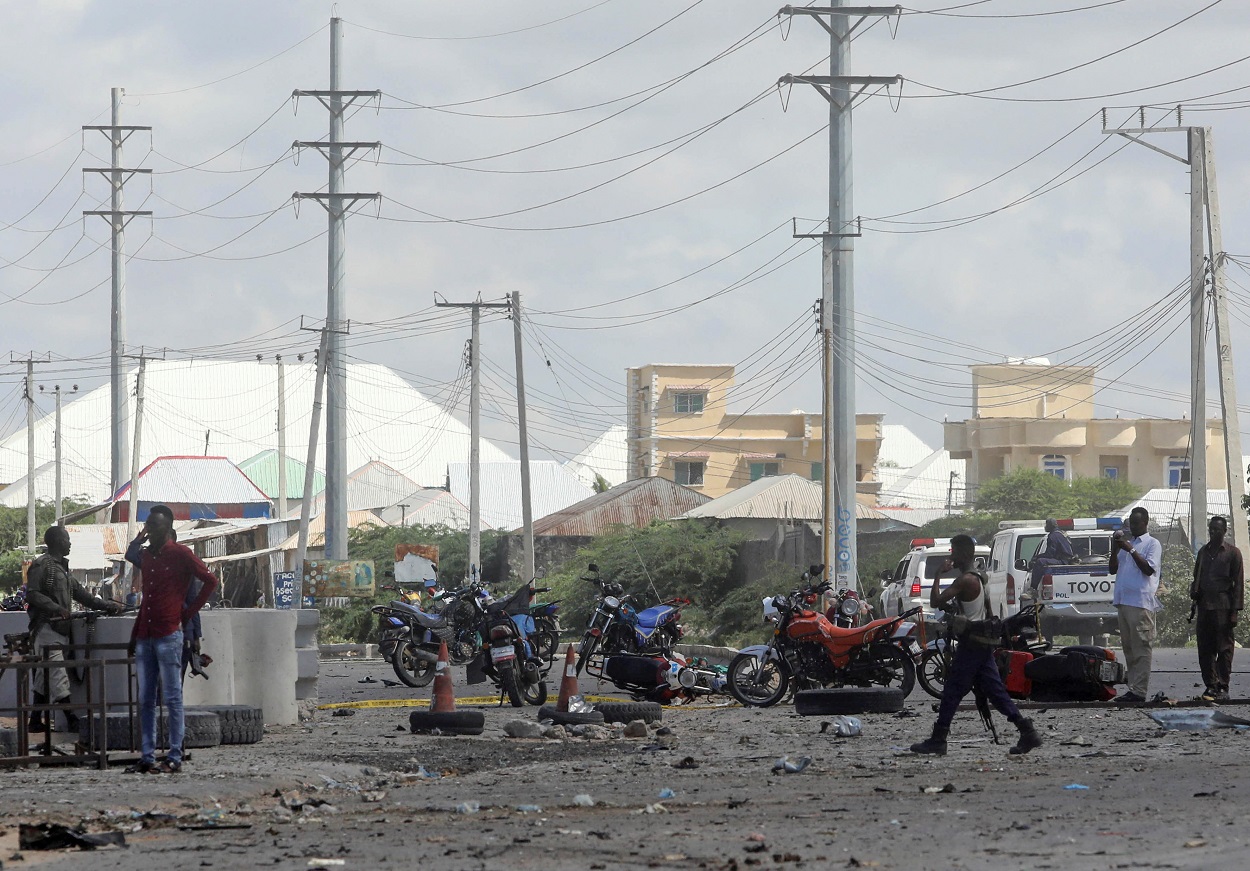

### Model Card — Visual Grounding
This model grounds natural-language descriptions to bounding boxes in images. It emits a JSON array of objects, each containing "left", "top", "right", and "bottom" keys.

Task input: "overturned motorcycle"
[{"left": 585, "top": 649, "right": 728, "bottom": 704}]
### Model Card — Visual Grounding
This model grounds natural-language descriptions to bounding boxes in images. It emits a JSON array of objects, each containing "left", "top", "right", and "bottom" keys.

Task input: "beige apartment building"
[
  {"left": 625, "top": 363, "right": 883, "bottom": 501},
  {"left": 944, "top": 361, "right": 1225, "bottom": 496}
]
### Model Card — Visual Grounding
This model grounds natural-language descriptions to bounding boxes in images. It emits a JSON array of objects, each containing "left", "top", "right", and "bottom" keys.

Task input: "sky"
[{"left": 3, "top": 0, "right": 1250, "bottom": 481}]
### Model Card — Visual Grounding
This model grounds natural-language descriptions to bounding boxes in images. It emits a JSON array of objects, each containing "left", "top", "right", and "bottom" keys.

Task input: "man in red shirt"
[{"left": 127, "top": 505, "right": 218, "bottom": 773}]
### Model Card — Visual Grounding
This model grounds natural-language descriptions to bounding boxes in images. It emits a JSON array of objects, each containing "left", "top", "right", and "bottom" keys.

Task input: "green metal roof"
[{"left": 238, "top": 449, "right": 325, "bottom": 500}]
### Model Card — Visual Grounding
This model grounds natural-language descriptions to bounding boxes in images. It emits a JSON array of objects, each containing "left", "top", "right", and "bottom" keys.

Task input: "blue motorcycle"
[
  {"left": 373, "top": 582, "right": 485, "bottom": 687},
  {"left": 574, "top": 564, "right": 688, "bottom": 676},
  {"left": 466, "top": 580, "right": 550, "bottom": 707}
]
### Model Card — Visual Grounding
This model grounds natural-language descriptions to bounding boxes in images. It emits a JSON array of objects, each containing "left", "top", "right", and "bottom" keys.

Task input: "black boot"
[
  {"left": 1010, "top": 717, "right": 1043, "bottom": 755},
  {"left": 27, "top": 692, "right": 46, "bottom": 732},
  {"left": 910, "top": 723, "right": 949, "bottom": 755},
  {"left": 56, "top": 698, "right": 79, "bottom": 734}
]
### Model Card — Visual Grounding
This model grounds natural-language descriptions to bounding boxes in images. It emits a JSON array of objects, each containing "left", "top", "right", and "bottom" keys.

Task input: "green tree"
[
  {"left": 975, "top": 468, "right": 1143, "bottom": 518},
  {"left": 0, "top": 498, "right": 95, "bottom": 589},
  {"left": 544, "top": 519, "right": 743, "bottom": 645}
]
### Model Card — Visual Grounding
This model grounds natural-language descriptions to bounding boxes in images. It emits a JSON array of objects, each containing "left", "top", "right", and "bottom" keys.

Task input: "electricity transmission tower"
[
  {"left": 1102, "top": 113, "right": 1247, "bottom": 549},
  {"left": 83, "top": 88, "right": 151, "bottom": 498},
  {"left": 293, "top": 17, "right": 380, "bottom": 561},
  {"left": 780, "top": 3, "right": 901, "bottom": 590}
]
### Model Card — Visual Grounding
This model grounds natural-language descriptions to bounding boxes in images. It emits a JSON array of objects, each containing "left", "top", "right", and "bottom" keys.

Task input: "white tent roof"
[
  {"left": 309, "top": 461, "right": 422, "bottom": 515},
  {"left": 373, "top": 488, "right": 471, "bottom": 528},
  {"left": 565, "top": 425, "right": 630, "bottom": 489},
  {"left": 878, "top": 425, "right": 935, "bottom": 471},
  {"left": 0, "top": 460, "right": 111, "bottom": 509},
  {"left": 447, "top": 461, "right": 594, "bottom": 530},
  {"left": 0, "top": 359, "right": 512, "bottom": 503},
  {"left": 877, "top": 449, "right": 967, "bottom": 511}
]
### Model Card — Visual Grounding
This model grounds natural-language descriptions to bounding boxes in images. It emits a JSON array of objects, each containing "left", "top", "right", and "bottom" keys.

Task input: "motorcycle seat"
[
  {"left": 390, "top": 600, "right": 445, "bottom": 630},
  {"left": 635, "top": 605, "right": 677, "bottom": 629}
]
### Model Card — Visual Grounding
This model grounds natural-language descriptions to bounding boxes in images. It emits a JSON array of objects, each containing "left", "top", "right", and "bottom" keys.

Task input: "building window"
[
  {"left": 811, "top": 462, "right": 823, "bottom": 481},
  {"left": 1167, "top": 456, "right": 1191, "bottom": 488},
  {"left": 674, "top": 461, "right": 704, "bottom": 486},
  {"left": 1041, "top": 454, "right": 1067, "bottom": 480},
  {"left": 1102, "top": 466, "right": 1118, "bottom": 480},
  {"left": 673, "top": 392, "right": 705, "bottom": 414},
  {"left": 749, "top": 462, "right": 780, "bottom": 481}
]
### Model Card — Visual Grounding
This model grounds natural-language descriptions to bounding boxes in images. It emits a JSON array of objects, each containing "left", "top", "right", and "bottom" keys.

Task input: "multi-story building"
[
  {"left": 944, "top": 361, "right": 1226, "bottom": 496},
  {"left": 625, "top": 363, "right": 883, "bottom": 501}
]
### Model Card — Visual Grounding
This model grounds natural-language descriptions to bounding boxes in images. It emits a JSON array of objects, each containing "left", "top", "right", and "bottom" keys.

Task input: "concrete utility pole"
[
  {"left": 293, "top": 17, "right": 381, "bottom": 561},
  {"left": 276, "top": 355, "right": 289, "bottom": 519},
  {"left": 511, "top": 292, "right": 535, "bottom": 583},
  {"left": 1199, "top": 131, "right": 1249, "bottom": 550},
  {"left": 48, "top": 384, "right": 78, "bottom": 524},
  {"left": 126, "top": 355, "right": 147, "bottom": 547},
  {"left": 780, "top": 3, "right": 901, "bottom": 591},
  {"left": 1101, "top": 115, "right": 1246, "bottom": 547},
  {"left": 297, "top": 331, "right": 331, "bottom": 575},
  {"left": 24, "top": 361, "right": 35, "bottom": 552},
  {"left": 436, "top": 297, "right": 511, "bottom": 582},
  {"left": 83, "top": 89, "right": 151, "bottom": 498}
]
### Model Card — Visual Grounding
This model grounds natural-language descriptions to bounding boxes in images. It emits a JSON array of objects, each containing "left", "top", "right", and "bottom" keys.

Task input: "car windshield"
[{"left": 921, "top": 554, "right": 987, "bottom": 582}]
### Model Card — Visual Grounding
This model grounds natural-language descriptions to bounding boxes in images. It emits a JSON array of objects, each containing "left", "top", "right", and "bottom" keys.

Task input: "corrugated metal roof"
[
  {"left": 238, "top": 449, "right": 325, "bottom": 500},
  {"left": 565, "top": 425, "right": 629, "bottom": 489},
  {"left": 0, "top": 359, "right": 513, "bottom": 503},
  {"left": 447, "top": 462, "right": 594, "bottom": 530},
  {"left": 530, "top": 477, "right": 711, "bottom": 536},
  {"left": 114, "top": 456, "right": 271, "bottom": 504},
  {"left": 680, "top": 474, "right": 890, "bottom": 522},
  {"left": 1120, "top": 488, "right": 1230, "bottom": 527}
]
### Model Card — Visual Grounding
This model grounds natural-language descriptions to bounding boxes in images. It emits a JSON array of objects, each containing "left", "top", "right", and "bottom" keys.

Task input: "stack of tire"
[{"left": 77, "top": 705, "right": 264, "bottom": 750}]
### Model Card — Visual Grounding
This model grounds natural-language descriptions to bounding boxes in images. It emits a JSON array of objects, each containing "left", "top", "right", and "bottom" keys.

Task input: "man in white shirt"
[{"left": 1110, "top": 507, "right": 1163, "bottom": 704}]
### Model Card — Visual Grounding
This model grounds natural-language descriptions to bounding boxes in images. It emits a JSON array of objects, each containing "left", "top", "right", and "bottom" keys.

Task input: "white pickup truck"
[{"left": 984, "top": 517, "right": 1124, "bottom": 639}]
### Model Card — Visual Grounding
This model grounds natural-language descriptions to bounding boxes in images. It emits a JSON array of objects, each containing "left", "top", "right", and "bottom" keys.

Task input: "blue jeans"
[{"left": 136, "top": 631, "right": 184, "bottom": 764}]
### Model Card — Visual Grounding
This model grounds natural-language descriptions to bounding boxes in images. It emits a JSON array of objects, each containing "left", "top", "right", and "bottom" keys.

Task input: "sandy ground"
[{"left": 1, "top": 649, "right": 1248, "bottom": 871}]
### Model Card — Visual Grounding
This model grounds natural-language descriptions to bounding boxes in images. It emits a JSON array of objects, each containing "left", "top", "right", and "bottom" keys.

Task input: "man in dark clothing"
[
  {"left": 1030, "top": 518, "right": 1075, "bottom": 593},
  {"left": 126, "top": 505, "right": 218, "bottom": 773},
  {"left": 25, "top": 526, "right": 123, "bottom": 731},
  {"left": 911, "top": 534, "right": 1043, "bottom": 756},
  {"left": 1191, "top": 515, "right": 1243, "bottom": 703}
]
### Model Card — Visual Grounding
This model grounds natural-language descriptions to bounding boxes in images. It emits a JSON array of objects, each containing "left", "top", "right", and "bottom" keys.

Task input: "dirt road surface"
[{"left": 2, "top": 649, "right": 1248, "bottom": 870}]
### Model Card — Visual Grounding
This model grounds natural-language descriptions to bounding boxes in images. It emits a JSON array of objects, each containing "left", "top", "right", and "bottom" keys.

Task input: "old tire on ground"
[
  {"left": 187, "top": 705, "right": 263, "bottom": 745},
  {"left": 408, "top": 710, "right": 485, "bottom": 736},
  {"left": 793, "top": 686, "right": 906, "bottom": 716},
  {"left": 79, "top": 710, "right": 222, "bottom": 750},
  {"left": 537, "top": 704, "right": 605, "bottom": 726},
  {"left": 593, "top": 701, "right": 663, "bottom": 725}
]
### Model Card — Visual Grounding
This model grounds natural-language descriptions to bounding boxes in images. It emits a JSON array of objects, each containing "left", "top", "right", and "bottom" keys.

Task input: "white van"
[
  {"left": 877, "top": 537, "right": 991, "bottom": 618},
  {"left": 985, "top": 517, "right": 1123, "bottom": 637}
]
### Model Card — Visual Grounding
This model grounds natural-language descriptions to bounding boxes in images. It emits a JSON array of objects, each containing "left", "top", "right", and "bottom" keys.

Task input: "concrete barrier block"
[
  {"left": 297, "top": 647, "right": 319, "bottom": 681},
  {"left": 294, "top": 608, "right": 319, "bottom": 649}
]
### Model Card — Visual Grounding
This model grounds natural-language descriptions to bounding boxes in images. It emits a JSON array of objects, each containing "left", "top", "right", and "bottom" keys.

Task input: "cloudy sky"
[{"left": 3, "top": 0, "right": 1250, "bottom": 476}]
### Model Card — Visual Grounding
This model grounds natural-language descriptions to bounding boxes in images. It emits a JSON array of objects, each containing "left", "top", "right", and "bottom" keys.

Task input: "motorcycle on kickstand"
[
  {"left": 373, "top": 581, "right": 488, "bottom": 687},
  {"left": 466, "top": 581, "right": 550, "bottom": 707},
  {"left": 574, "top": 564, "right": 688, "bottom": 675},
  {"left": 728, "top": 565, "right": 920, "bottom": 707}
]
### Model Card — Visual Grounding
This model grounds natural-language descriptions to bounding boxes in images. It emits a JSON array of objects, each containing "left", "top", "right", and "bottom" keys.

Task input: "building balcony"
[
  {"left": 1023, "top": 420, "right": 1088, "bottom": 450},
  {"left": 1148, "top": 420, "right": 1191, "bottom": 452}
]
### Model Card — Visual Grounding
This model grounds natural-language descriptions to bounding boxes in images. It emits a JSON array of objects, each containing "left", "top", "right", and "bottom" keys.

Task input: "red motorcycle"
[{"left": 727, "top": 566, "right": 920, "bottom": 707}]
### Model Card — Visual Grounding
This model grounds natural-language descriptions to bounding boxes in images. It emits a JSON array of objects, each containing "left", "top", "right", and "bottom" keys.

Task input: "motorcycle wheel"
[
  {"left": 519, "top": 660, "right": 548, "bottom": 706},
  {"left": 727, "top": 652, "right": 789, "bottom": 708},
  {"left": 918, "top": 648, "right": 947, "bottom": 699},
  {"left": 530, "top": 626, "right": 559, "bottom": 663},
  {"left": 867, "top": 644, "right": 916, "bottom": 697},
  {"left": 497, "top": 661, "right": 524, "bottom": 707},
  {"left": 392, "top": 642, "right": 436, "bottom": 688},
  {"left": 575, "top": 634, "right": 600, "bottom": 675}
]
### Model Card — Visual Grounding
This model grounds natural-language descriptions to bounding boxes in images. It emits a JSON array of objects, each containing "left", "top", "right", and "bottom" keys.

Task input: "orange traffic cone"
[
  {"left": 555, "top": 644, "right": 580, "bottom": 712},
  {"left": 430, "top": 641, "right": 455, "bottom": 713}
]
